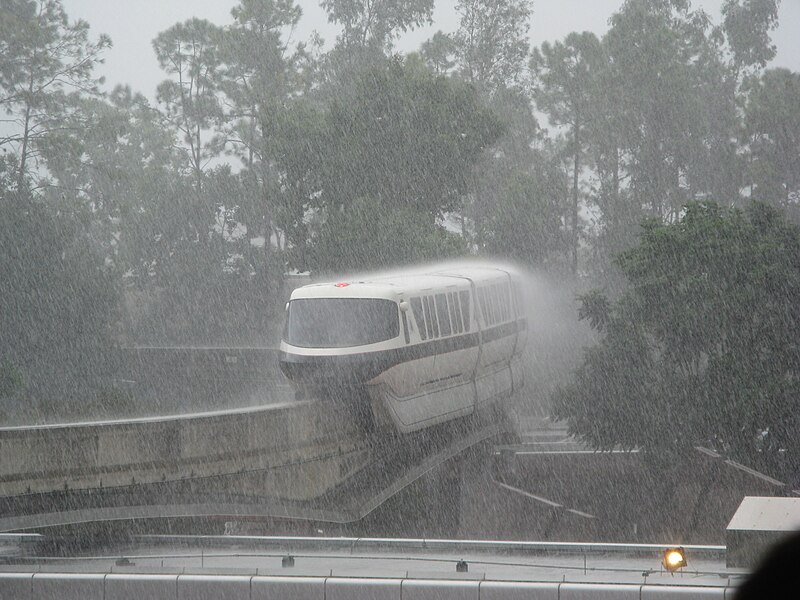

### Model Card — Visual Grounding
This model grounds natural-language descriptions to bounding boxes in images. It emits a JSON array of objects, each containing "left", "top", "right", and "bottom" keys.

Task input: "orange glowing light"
[{"left": 663, "top": 547, "right": 687, "bottom": 571}]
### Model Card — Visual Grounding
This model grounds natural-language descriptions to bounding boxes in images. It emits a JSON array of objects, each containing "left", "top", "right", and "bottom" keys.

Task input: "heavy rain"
[{"left": 0, "top": 0, "right": 799, "bottom": 597}]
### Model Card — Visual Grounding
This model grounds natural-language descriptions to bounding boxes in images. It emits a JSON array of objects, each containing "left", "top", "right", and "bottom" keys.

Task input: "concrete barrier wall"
[
  {"left": 0, "top": 573, "right": 735, "bottom": 600},
  {"left": 104, "top": 574, "right": 178, "bottom": 600},
  {"left": 0, "top": 401, "right": 368, "bottom": 501}
]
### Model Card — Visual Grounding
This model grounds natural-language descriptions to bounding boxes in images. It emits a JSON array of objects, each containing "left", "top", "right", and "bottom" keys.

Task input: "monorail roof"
[{"left": 291, "top": 264, "right": 518, "bottom": 300}]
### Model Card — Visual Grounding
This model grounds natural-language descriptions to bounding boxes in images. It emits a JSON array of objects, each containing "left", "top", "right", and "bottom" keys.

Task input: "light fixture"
[{"left": 663, "top": 547, "right": 687, "bottom": 571}]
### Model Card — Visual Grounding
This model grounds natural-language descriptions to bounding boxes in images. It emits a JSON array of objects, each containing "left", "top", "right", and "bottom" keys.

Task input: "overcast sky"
[{"left": 62, "top": 0, "right": 800, "bottom": 100}]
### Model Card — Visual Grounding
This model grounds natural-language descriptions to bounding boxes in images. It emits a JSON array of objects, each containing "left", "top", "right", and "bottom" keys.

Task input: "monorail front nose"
[{"left": 279, "top": 350, "right": 397, "bottom": 385}]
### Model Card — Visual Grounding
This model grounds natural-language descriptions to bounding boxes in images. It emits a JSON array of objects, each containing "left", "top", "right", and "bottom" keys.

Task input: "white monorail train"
[{"left": 279, "top": 263, "right": 527, "bottom": 433}]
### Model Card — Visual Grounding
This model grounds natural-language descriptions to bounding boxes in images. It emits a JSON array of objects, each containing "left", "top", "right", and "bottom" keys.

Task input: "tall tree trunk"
[
  {"left": 17, "top": 102, "right": 32, "bottom": 193},
  {"left": 571, "top": 118, "right": 580, "bottom": 276},
  {"left": 17, "top": 4, "right": 42, "bottom": 195},
  {"left": 17, "top": 63, "right": 38, "bottom": 194}
]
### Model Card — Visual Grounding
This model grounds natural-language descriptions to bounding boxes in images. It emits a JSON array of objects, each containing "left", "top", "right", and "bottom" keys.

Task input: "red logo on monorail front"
[{"left": 334, "top": 282, "right": 349, "bottom": 287}]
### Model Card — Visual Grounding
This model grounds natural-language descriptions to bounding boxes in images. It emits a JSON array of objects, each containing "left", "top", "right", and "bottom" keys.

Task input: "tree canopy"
[
  {"left": 319, "top": 58, "right": 503, "bottom": 216},
  {"left": 554, "top": 202, "right": 800, "bottom": 479},
  {"left": 1, "top": 0, "right": 798, "bottom": 427}
]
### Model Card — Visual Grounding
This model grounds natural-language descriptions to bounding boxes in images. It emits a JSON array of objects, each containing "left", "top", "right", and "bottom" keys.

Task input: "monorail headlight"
[
  {"left": 399, "top": 300, "right": 409, "bottom": 312},
  {"left": 663, "top": 547, "right": 687, "bottom": 571}
]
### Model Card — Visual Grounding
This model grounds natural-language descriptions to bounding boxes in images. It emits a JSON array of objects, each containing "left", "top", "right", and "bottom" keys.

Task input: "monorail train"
[{"left": 279, "top": 264, "right": 527, "bottom": 433}]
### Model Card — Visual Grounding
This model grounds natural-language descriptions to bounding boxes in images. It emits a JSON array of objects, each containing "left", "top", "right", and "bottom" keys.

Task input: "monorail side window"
[
  {"left": 424, "top": 295, "right": 438, "bottom": 339},
  {"left": 493, "top": 284, "right": 504, "bottom": 323},
  {"left": 449, "top": 292, "right": 463, "bottom": 334},
  {"left": 494, "top": 284, "right": 506, "bottom": 322},
  {"left": 285, "top": 298, "right": 399, "bottom": 348},
  {"left": 422, "top": 295, "right": 431, "bottom": 339},
  {"left": 435, "top": 294, "right": 451, "bottom": 336},
  {"left": 482, "top": 286, "right": 498, "bottom": 326},
  {"left": 428, "top": 295, "right": 440, "bottom": 337},
  {"left": 486, "top": 286, "right": 496, "bottom": 325},
  {"left": 498, "top": 284, "right": 509, "bottom": 322},
  {"left": 477, "top": 288, "right": 489, "bottom": 325},
  {"left": 410, "top": 297, "right": 427, "bottom": 340},
  {"left": 446, "top": 292, "right": 455, "bottom": 333},
  {"left": 459, "top": 290, "right": 471, "bottom": 331}
]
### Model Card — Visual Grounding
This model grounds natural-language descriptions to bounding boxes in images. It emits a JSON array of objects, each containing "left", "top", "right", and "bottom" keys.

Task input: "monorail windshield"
[{"left": 285, "top": 298, "right": 400, "bottom": 348}]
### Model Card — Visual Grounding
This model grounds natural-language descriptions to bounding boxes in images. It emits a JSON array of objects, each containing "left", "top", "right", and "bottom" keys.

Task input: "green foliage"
[
  {"left": 218, "top": 0, "right": 309, "bottom": 158},
  {"left": 531, "top": 31, "right": 604, "bottom": 274},
  {"left": 321, "top": 0, "right": 433, "bottom": 53},
  {"left": 576, "top": 289, "right": 612, "bottom": 332},
  {"left": 481, "top": 159, "right": 568, "bottom": 268},
  {"left": 530, "top": 32, "right": 603, "bottom": 131},
  {"left": 319, "top": 58, "right": 504, "bottom": 217},
  {"left": 215, "top": 0, "right": 312, "bottom": 259},
  {"left": 565, "top": 0, "right": 786, "bottom": 278},
  {"left": 554, "top": 202, "right": 800, "bottom": 478},
  {"left": 452, "top": 0, "right": 532, "bottom": 92},
  {"left": 125, "top": 260, "right": 284, "bottom": 345},
  {"left": 419, "top": 31, "right": 456, "bottom": 76},
  {"left": 0, "top": 0, "right": 111, "bottom": 190},
  {"left": 602, "top": 0, "right": 728, "bottom": 218},
  {"left": 742, "top": 68, "right": 800, "bottom": 214},
  {"left": 0, "top": 185, "right": 120, "bottom": 410},
  {"left": 119, "top": 163, "right": 287, "bottom": 344},
  {"left": 153, "top": 17, "right": 224, "bottom": 179},
  {"left": 0, "top": 1, "right": 120, "bottom": 416},
  {"left": 309, "top": 196, "right": 467, "bottom": 273},
  {"left": 1, "top": 0, "right": 796, "bottom": 426},
  {"left": 422, "top": 2, "right": 558, "bottom": 263},
  {"left": 297, "top": 58, "right": 503, "bottom": 273},
  {"left": 721, "top": 0, "right": 780, "bottom": 70}
]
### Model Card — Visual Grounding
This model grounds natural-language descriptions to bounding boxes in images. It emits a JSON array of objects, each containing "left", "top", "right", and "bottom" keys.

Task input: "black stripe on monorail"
[{"left": 279, "top": 318, "right": 525, "bottom": 384}]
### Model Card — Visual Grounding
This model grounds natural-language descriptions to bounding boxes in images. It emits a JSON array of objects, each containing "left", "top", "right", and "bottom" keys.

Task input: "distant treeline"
[{"left": 0, "top": 0, "right": 797, "bottom": 425}]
